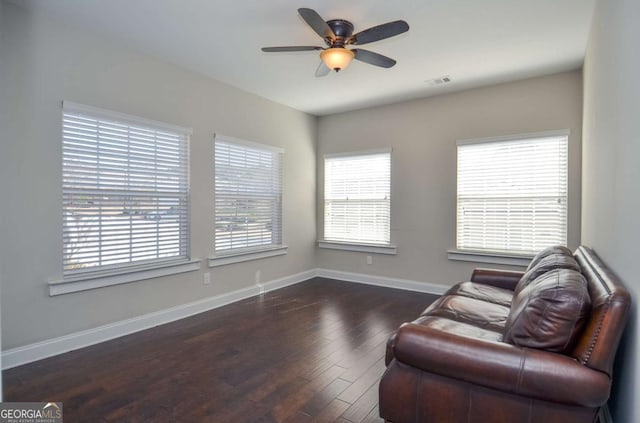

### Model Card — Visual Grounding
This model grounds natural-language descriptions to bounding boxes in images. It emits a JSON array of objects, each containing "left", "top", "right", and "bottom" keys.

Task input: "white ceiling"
[{"left": 18, "top": 0, "right": 596, "bottom": 116}]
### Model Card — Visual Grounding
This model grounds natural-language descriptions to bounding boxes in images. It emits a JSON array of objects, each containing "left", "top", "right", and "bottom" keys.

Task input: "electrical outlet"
[
  {"left": 255, "top": 270, "right": 261, "bottom": 283},
  {"left": 203, "top": 272, "right": 211, "bottom": 285},
  {"left": 366, "top": 255, "right": 373, "bottom": 265}
]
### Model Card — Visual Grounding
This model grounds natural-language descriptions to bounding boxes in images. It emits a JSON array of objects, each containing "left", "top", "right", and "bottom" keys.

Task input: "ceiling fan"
[{"left": 261, "top": 8, "right": 409, "bottom": 77}]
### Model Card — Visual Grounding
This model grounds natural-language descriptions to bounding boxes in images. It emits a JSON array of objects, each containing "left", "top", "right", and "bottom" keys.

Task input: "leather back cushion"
[
  {"left": 504, "top": 269, "right": 591, "bottom": 353},
  {"left": 515, "top": 253, "right": 581, "bottom": 294},
  {"left": 526, "top": 245, "right": 574, "bottom": 271}
]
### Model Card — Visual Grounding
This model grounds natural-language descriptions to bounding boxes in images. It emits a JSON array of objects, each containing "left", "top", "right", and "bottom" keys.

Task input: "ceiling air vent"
[{"left": 425, "top": 76, "right": 452, "bottom": 86}]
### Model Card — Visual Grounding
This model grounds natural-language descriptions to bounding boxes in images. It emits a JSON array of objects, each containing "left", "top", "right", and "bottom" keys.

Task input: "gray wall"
[
  {"left": 317, "top": 71, "right": 583, "bottom": 286},
  {"left": 0, "top": 3, "right": 316, "bottom": 350},
  {"left": 581, "top": 0, "right": 639, "bottom": 421}
]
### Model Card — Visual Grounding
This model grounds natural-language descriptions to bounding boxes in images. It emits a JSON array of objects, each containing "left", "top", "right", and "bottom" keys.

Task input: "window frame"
[
  {"left": 51, "top": 101, "right": 198, "bottom": 296},
  {"left": 320, "top": 148, "right": 395, "bottom": 254},
  {"left": 451, "top": 129, "right": 569, "bottom": 262},
  {"left": 209, "top": 134, "right": 286, "bottom": 266}
]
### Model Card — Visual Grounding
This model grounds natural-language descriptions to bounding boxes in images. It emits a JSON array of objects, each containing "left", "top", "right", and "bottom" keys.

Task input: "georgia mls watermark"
[{"left": 0, "top": 403, "right": 62, "bottom": 423}]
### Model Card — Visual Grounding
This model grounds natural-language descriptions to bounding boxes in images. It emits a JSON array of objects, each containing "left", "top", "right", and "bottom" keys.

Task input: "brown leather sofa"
[{"left": 380, "top": 246, "right": 630, "bottom": 423}]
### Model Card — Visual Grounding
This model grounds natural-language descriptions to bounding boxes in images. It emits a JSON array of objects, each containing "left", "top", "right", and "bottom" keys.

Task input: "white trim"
[
  {"left": 447, "top": 249, "right": 531, "bottom": 267},
  {"left": 318, "top": 241, "right": 397, "bottom": 255},
  {"left": 260, "top": 269, "right": 315, "bottom": 292},
  {"left": 214, "top": 133, "right": 284, "bottom": 154},
  {"left": 208, "top": 246, "right": 288, "bottom": 267},
  {"left": 324, "top": 147, "right": 392, "bottom": 159},
  {"left": 316, "top": 268, "right": 448, "bottom": 295},
  {"left": 49, "top": 260, "right": 202, "bottom": 296},
  {"left": 456, "top": 129, "right": 570, "bottom": 146},
  {"left": 62, "top": 101, "right": 193, "bottom": 135},
  {"left": 4, "top": 269, "right": 315, "bottom": 370}
]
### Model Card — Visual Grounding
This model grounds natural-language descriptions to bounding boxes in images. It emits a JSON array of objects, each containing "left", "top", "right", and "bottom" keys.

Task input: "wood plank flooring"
[{"left": 3, "top": 278, "right": 438, "bottom": 422}]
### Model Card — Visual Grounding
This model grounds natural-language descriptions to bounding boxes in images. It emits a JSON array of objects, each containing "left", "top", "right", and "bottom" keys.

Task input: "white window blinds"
[
  {"left": 214, "top": 136, "right": 283, "bottom": 253},
  {"left": 62, "top": 102, "right": 191, "bottom": 276},
  {"left": 324, "top": 151, "right": 391, "bottom": 245},
  {"left": 456, "top": 132, "right": 568, "bottom": 255}
]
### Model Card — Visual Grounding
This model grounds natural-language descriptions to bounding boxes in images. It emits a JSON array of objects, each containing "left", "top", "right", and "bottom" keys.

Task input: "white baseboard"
[
  {"left": 1, "top": 267, "right": 445, "bottom": 369},
  {"left": 1, "top": 269, "right": 315, "bottom": 370},
  {"left": 262, "top": 269, "right": 316, "bottom": 293},
  {"left": 315, "top": 268, "right": 449, "bottom": 295}
]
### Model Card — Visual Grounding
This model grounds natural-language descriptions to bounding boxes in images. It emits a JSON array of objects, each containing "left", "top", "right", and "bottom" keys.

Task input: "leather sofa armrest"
[
  {"left": 393, "top": 322, "right": 611, "bottom": 407},
  {"left": 470, "top": 268, "right": 524, "bottom": 291},
  {"left": 385, "top": 331, "right": 398, "bottom": 366}
]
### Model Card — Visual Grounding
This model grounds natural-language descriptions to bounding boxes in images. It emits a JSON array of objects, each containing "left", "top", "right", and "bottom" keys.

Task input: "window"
[
  {"left": 62, "top": 102, "right": 191, "bottom": 277},
  {"left": 323, "top": 150, "right": 391, "bottom": 246},
  {"left": 456, "top": 131, "right": 568, "bottom": 255},
  {"left": 214, "top": 135, "right": 283, "bottom": 255}
]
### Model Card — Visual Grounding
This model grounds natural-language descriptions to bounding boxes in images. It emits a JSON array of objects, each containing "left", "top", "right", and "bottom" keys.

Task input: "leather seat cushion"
[
  {"left": 422, "top": 295, "right": 510, "bottom": 332},
  {"left": 385, "top": 315, "right": 504, "bottom": 365},
  {"left": 504, "top": 269, "right": 591, "bottom": 353},
  {"left": 412, "top": 315, "right": 503, "bottom": 342},
  {"left": 445, "top": 281, "right": 514, "bottom": 307}
]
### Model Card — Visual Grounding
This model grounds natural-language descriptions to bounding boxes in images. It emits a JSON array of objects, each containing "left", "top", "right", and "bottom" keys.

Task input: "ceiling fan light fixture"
[{"left": 320, "top": 48, "right": 355, "bottom": 72}]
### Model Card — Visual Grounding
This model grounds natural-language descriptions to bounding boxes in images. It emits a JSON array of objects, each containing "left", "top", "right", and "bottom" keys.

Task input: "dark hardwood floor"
[{"left": 4, "top": 278, "right": 438, "bottom": 422}]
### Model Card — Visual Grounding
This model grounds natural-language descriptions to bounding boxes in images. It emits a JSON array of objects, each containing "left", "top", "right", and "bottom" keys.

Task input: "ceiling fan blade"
[
  {"left": 298, "top": 8, "right": 335, "bottom": 40},
  {"left": 349, "top": 20, "right": 409, "bottom": 45},
  {"left": 315, "top": 61, "right": 331, "bottom": 77},
  {"left": 352, "top": 49, "right": 397, "bottom": 68},
  {"left": 262, "top": 46, "right": 323, "bottom": 52}
]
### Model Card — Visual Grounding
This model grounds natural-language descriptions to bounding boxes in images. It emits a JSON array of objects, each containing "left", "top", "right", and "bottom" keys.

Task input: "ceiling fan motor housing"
[{"left": 326, "top": 19, "right": 354, "bottom": 47}]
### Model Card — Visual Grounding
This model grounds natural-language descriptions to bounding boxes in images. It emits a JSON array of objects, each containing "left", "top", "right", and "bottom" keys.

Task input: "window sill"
[
  {"left": 318, "top": 241, "right": 397, "bottom": 255},
  {"left": 447, "top": 249, "right": 532, "bottom": 266},
  {"left": 208, "top": 245, "right": 288, "bottom": 267},
  {"left": 49, "top": 259, "right": 202, "bottom": 296}
]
